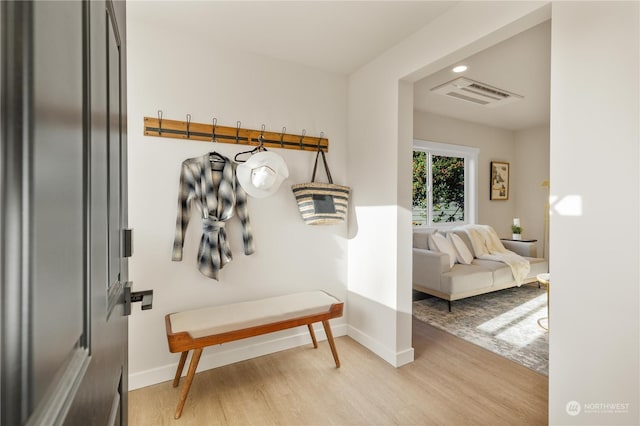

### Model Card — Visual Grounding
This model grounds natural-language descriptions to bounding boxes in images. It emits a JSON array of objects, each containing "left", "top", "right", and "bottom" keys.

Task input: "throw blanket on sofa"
[{"left": 461, "top": 225, "right": 531, "bottom": 285}]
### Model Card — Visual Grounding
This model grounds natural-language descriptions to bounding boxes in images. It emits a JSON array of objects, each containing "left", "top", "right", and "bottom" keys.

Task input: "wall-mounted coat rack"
[{"left": 143, "top": 113, "right": 328, "bottom": 152}]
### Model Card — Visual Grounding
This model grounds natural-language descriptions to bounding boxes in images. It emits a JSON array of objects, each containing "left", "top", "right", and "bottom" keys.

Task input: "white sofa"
[{"left": 413, "top": 227, "right": 549, "bottom": 311}]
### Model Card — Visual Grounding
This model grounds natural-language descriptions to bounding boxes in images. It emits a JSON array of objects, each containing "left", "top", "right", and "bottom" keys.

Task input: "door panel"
[
  {"left": 107, "top": 8, "right": 122, "bottom": 296},
  {"left": 64, "top": 1, "right": 129, "bottom": 424},
  {"left": 31, "top": 0, "right": 85, "bottom": 408}
]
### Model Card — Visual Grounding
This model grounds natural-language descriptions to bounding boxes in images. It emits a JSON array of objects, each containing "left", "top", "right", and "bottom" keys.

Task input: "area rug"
[{"left": 413, "top": 285, "right": 548, "bottom": 376}]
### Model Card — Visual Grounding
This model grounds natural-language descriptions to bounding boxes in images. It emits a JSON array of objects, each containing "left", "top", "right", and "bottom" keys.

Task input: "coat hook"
[
  {"left": 258, "top": 124, "right": 266, "bottom": 148},
  {"left": 186, "top": 114, "right": 191, "bottom": 138},
  {"left": 280, "top": 126, "right": 286, "bottom": 148},
  {"left": 211, "top": 117, "right": 218, "bottom": 143},
  {"left": 235, "top": 121, "right": 241, "bottom": 143},
  {"left": 317, "top": 131, "right": 324, "bottom": 150},
  {"left": 298, "top": 129, "right": 306, "bottom": 150},
  {"left": 158, "top": 110, "right": 163, "bottom": 135}
]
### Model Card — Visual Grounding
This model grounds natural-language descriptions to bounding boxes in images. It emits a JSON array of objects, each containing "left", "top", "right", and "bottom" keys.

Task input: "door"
[{"left": 1, "top": 1, "right": 130, "bottom": 425}]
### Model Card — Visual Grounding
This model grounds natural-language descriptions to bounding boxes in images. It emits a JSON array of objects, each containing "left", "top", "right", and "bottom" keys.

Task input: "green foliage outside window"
[
  {"left": 413, "top": 151, "right": 428, "bottom": 210},
  {"left": 413, "top": 151, "right": 465, "bottom": 224}
]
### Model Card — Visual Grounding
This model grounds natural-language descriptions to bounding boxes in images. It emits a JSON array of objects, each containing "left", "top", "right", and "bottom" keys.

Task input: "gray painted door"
[{"left": 1, "top": 1, "right": 130, "bottom": 425}]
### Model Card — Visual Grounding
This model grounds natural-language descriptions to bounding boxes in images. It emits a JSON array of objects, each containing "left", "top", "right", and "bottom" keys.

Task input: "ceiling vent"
[{"left": 430, "top": 77, "right": 523, "bottom": 107}]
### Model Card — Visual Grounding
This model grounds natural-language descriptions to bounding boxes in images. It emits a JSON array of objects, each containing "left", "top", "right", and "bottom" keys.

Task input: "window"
[{"left": 413, "top": 140, "right": 478, "bottom": 227}]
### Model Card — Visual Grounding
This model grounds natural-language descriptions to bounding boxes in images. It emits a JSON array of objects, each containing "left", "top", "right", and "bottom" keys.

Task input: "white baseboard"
[
  {"left": 347, "top": 325, "right": 414, "bottom": 367},
  {"left": 395, "top": 347, "right": 415, "bottom": 367},
  {"left": 129, "top": 323, "right": 348, "bottom": 391}
]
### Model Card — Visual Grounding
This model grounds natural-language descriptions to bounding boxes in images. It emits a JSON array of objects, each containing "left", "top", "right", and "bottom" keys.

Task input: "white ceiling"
[
  {"left": 135, "top": 1, "right": 455, "bottom": 75},
  {"left": 135, "top": 1, "right": 549, "bottom": 131},
  {"left": 414, "top": 20, "right": 551, "bottom": 131}
]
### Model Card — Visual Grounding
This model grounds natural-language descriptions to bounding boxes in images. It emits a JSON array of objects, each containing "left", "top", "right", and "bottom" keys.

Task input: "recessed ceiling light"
[{"left": 452, "top": 65, "right": 467, "bottom": 73}]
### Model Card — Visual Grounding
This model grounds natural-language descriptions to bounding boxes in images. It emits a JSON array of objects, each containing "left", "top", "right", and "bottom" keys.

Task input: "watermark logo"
[
  {"left": 566, "top": 400, "right": 631, "bottom": 416},
  {"left": 566, "top": 401, "right": 581, "bottom": 416},
  {"left": 583, "top": 402, "right": 630, "bottom": 414}
]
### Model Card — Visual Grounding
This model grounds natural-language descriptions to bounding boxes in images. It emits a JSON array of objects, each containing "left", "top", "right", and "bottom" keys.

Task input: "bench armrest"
[
  {"left": 413, "top": 248, "right": 450, "bottom": 291},
  {"left": 502, "top": 240, "right": 538, "bottom": 258}
]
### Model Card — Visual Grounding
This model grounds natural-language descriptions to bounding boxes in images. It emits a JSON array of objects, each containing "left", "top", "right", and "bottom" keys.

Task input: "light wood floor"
[{"left": 129, "top": 319, "right": 548, "bottom": 425}]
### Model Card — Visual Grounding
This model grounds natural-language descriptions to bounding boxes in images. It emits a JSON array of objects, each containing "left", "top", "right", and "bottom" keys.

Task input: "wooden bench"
[{"left": 164, "top": 290, "right": 344, "bottom": 419}]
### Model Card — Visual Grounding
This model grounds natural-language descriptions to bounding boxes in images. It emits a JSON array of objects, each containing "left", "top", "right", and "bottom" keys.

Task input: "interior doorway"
[{"left": 408, "top": 20, "right": 551, "bottom": 375}]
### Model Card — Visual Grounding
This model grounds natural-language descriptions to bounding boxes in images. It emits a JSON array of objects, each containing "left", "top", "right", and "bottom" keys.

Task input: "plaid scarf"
[{"left": 172, "top": 153, "right": 254, "bottom": 279}]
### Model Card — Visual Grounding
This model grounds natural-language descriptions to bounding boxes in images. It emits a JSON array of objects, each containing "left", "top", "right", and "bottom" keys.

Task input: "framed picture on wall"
[{"left": 490, "top": 161, "right": 509, "bottom": 200}]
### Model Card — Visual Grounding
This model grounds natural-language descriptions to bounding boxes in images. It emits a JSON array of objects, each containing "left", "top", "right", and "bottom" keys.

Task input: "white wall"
[
  {"left": 514, "top": 126, "right": 550, "bottom": 257},
  {"left": 549, "top": 2, "right": 639, "bottom": 424},
  {"left": 346, "top": 2, "right": 550, "bottom": 366},
  {"left": 413, "top": 110, "right": 518, "bottom": 236},
  {"left": 126, "top": 3, "right": 349, "bottom": 390}
]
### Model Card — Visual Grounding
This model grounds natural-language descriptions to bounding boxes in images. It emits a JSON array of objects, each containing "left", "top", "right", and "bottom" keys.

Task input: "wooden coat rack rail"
[{"left": 143, "top": 116, "right": 329, "bottom": 152}]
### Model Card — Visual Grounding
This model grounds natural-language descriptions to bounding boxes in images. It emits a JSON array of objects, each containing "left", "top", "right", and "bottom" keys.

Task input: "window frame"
[{"left": 413, "top": 139, "right": 479, "bottom": 229}]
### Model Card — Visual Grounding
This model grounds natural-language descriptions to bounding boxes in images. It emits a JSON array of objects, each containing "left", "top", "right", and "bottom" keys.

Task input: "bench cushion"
[{"left": 169, "top": 290, "right": 340, "bottom": 339}]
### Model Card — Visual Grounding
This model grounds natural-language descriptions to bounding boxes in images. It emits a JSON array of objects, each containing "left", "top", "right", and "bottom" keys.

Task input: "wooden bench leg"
[
  {"left": 175, "top": 348, "right": 203, "bottom": 419},
  {"left": 322, "top": 320, "right": 340, "bottom": 368},
  {"left": 173, "top": 351, "right": 189, "bottom": 387},
  {"left": 307, "top": 324, "right": 318, "bottom": 349}
]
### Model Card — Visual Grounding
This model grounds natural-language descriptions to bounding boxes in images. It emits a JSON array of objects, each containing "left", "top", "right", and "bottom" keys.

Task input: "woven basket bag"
[{"left": 291, "top": 149, "right": 350, "bottom": 225}]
